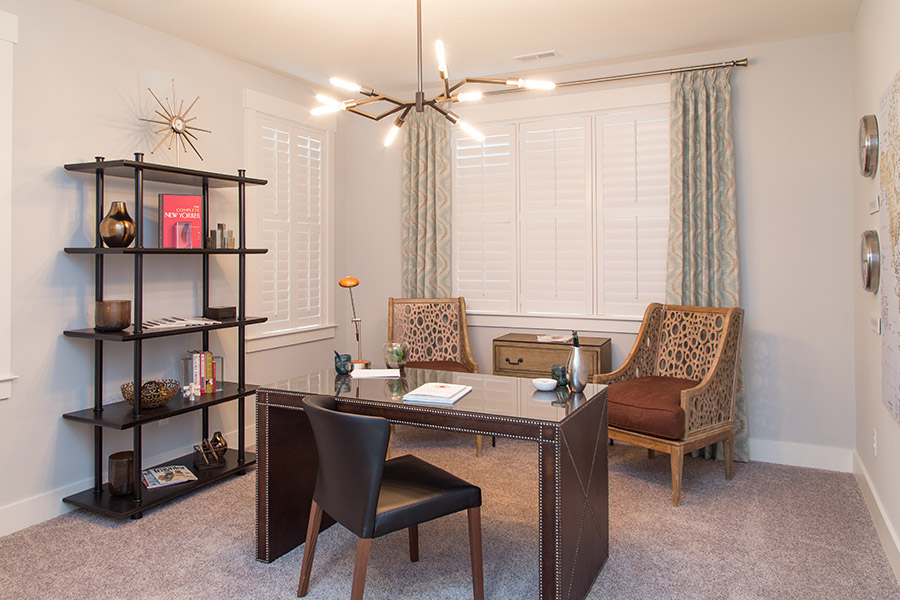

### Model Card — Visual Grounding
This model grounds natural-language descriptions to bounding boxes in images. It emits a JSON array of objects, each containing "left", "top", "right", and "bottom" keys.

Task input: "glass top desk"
[{"left": 255, "top": 368, "right": 609, "bottom": 600}]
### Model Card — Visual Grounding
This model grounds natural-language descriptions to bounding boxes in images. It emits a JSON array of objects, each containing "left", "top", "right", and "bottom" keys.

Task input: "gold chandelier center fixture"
[{"left": 311, "top": 0, "right": 556, "bottom": 146}]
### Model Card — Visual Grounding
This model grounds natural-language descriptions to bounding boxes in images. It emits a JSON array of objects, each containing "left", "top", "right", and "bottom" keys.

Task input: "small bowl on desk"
[{"left": 532, "top": 378, "right": 558, "bottom": 392}]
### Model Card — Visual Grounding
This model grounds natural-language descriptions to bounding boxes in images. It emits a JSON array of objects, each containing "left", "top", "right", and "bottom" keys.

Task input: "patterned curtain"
[
  {"left": 666, "top": 67, "right": 748, "bottom": 461},
  {"left": 401, "top": 108, "right": 452, "bottom": 298}
]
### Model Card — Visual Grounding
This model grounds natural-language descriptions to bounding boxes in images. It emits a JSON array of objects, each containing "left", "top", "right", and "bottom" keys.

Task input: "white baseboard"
[
  {"left": 853, "top": 451, "right": 900, "bottom": 582},
  {"left": 0, "top": 423, "right": 256, "bottom": 539},
  {"left": 748, "top": 437, "right": 853, "bottom": 472}
]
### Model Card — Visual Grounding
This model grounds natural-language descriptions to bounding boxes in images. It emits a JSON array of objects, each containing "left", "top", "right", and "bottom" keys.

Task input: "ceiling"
[{"left": 77, "top": 0, "right": 861, "bottom": 93}]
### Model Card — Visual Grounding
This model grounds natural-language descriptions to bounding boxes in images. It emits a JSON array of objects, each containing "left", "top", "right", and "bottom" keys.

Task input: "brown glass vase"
[{"left": 99, "top": 201, "right": 136, "bottom": 247}]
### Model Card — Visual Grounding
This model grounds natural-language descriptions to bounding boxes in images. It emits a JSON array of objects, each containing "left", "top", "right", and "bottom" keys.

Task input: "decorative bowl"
[
  {"left": 532, "top": 378, "right": 558, "bottom": 392},
  {"left": 121, "top": 379, "right": 180, "bottom": 408},
  {"left": 95, "top": 300, "right": 132, "bottom": 332}
]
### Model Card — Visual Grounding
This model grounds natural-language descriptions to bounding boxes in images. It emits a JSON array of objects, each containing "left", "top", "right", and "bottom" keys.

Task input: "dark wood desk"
[{"left": 256, "top": 369, "right": 608, "bottom": 600}]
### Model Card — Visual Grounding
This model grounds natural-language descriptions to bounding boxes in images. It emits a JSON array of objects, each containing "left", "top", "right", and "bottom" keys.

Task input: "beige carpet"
[{"left": 0, "top": 427, "right": 897, "bottom": 600}]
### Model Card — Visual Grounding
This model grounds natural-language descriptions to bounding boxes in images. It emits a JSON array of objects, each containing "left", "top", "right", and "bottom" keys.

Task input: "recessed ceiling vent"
[{"left": 514, "top": 50, "right": 559, "bottom": 63}]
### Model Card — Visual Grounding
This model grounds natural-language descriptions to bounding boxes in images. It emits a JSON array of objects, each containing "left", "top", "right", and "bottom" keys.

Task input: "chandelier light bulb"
[
  {"left": 457, "top": 120, "right": 485, "bottom": 141},
  {"left": 384, "top": 125, "right": 401, "bottom": 147},
  {"left": 315, "top": 94, "right": 340, "bottom": 106},
  {"left": 456, "top": 91, "right": 483, "bottom": 102},
  {"left": 523, "top": 79, "right": 556, "bottom": 90},
  {"left": 310, "top": 104, "right": 342, "bottom": 115},
  {"left": 435, "top": 40, "right": 448, "bottom": 77},
  {"left": 330, "top": 77, "right": 363, "bottom": 93}
]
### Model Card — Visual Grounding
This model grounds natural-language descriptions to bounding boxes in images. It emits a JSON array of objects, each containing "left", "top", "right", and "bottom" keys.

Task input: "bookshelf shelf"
[{"left": 62, "top": 153, "right": 267, "bottom": 519}]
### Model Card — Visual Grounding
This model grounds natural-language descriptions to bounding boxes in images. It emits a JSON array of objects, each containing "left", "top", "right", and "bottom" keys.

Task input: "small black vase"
[{"left": 99, "top": 201, "right": 136, "bottom": 247}]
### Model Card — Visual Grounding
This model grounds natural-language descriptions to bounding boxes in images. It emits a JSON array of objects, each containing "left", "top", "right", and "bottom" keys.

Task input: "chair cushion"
[
  {"left": 405, "top": 360, "right": 472, "bottom": 373},
  {"left": 373, "top": 454, "right": 481, "bottom": 538},
  {"left": 607, "top": 376, "right": 698, "bottom": 440}
]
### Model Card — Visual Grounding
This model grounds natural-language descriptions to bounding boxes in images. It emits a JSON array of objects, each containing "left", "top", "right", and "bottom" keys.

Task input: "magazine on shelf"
[
  {"left": 141, "top": 465, "right": 198, "bottom": 489},
  {"left": 159, "top": 194, "right": 203, "bottom": 249},
  {"left": 402, "top": 382, "right": 472, "bottom": 406},
  {"left": 140, "top": 316, "right": 221, "bottom": 332}
]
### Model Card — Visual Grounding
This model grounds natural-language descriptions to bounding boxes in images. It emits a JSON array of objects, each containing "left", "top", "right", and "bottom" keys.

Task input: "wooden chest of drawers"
[{"left": 492, "top": 333, "right": 612, "bottom": 379}]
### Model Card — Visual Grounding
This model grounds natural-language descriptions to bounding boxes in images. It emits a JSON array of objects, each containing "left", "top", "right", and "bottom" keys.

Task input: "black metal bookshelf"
[{"left": 62, "top": 153, "right": 267, "bottom": 518}]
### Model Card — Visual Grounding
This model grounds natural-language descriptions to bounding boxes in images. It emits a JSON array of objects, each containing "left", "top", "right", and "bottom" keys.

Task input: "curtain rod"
[{"left": 484, "top": 58, "right": 749, "bottom": 96}]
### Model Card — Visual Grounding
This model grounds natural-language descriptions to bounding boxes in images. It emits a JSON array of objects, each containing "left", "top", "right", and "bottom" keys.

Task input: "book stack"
[
  {"left": 182, "top": 351, "right": 219, "bottom": 395},
  {"left": 402, "top": 382, "right": 472, "bottom": 406}
]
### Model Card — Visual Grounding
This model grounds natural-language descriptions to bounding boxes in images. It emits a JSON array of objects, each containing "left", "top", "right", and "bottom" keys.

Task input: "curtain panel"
[
  {"left": 401, "top": 108, "right": 452, "bottom": 298},
  {"left": 667, "top": 67, "right": 748, "bottom": 461}
]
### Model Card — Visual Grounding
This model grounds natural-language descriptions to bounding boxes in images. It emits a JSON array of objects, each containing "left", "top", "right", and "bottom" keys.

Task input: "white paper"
[{"left": 349, "top": 368, "right": 401, "bottom": 379}]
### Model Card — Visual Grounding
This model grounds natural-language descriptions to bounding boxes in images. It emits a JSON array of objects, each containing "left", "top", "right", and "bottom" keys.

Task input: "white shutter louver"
[
  {"left": 519, "top": 117, "right": 592, "bottom": 315},
  {"left": 452, "top": 125, "right": 517, "bottom": 313},
  {"left": 597, "top": 107, "right": 670, "bottom": 317},
  {"left": 257, "top": 116, "right": 325, "bottom": 332}
]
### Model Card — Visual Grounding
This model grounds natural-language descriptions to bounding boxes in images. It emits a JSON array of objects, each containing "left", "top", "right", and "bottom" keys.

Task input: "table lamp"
[{"left": 339, "top": 276, "right": 370, "bottom": 369}]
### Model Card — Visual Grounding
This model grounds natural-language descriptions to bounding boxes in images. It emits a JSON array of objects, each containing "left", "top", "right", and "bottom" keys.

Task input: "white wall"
[
  {"left": 0, "top": 0, "right": 349, "bottom": 536},
  {"left": 852, "top": 0, "right": 900, "bottom": 562},
  {"left": 345, "top": 34, "right": 856, "bottom": 469}
]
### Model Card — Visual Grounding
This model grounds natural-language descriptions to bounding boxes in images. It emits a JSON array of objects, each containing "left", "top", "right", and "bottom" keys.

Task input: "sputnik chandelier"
[{"left": 310, "top": 0, "right": 556, "bottom": 146}]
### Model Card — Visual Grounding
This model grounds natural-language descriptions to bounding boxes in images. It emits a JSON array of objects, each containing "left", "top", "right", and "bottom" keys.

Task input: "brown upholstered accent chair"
[
  {"left": 388, "top": 297, "right": 487, "bottom": 455},
  {"left": 594, "top": 303, "right": 744, "bottom": 506}
]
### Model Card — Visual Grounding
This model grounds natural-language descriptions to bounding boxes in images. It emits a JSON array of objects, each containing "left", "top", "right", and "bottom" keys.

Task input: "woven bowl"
[{"left": 121, "top": 379, "right": 180, "bottom": 408}]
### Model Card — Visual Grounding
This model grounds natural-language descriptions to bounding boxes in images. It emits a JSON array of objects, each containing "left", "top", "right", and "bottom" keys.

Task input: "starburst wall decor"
[{"left": 139, "top": 80, "right": 211, "bottom": 164}]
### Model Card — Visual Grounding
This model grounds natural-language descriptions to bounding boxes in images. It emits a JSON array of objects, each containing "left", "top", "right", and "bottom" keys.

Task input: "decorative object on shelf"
[
  {"left": 859, "top": 114, "right": 879, "bottom": 178},
  {"left": 565, "top": 331, "right": 588, "bottom": 393},
  {"left": 207, "top": 222, "right": 235, "bottom": 249},
  {"left": 310, "top": 0, "right": 555, "bottom": 146},
  {"left": 382, "top": 340, "right": 409, "bottom": 369},
  {"left": 181, "top": 351, "right": 222, "bottom": 394},
  {"left": 550, "top": 364, "right": 567, "bottom": 388},
  {"left": 339, "top": 276, "right": 370, "bottom": 368},
  {"left": 140, "top": 80, "right": 211, "bottom": 164},
  {"left": 99, "top": 201, "right": 136, "bottom": 248},
  {"left": 204, "top": 305, "right": 236, "bottom": 320},
  {"left": 94, "top": 299, "right": 131, "bottom": 332},
  {"left": 861, "top": 229, "right": 881, "bottom": 292},
  {"left": 158, "top": 194, "right": 202, "bottom": 248},
  {"left": 334, "top": 351, "right": 352, "bottom": 375},
  {"left": 210, "top": 431, "right": 228, "bottom": 454},
  {"left": 107, "top": 450, "right": 134, "bottom": 496},
  {"left": 121, "top": 379, "right": 180, "bottom": 408},
  {"left": 142, "top": 316, "right": 221, "bottom": 332}
]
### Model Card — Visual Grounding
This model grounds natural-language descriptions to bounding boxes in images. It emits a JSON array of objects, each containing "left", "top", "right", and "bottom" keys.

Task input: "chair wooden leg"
[
  {"left": 351, "top": 538, "right": 372, "bottom": 600},
  {"left": 670, "top": 446, "right": 684, "bottom": 507},
  {"left": 387, "top": 424, "right": 395, "bottom": 459},
  {"left": 475, "top": 434, "right": 483, "bottom": 457},
  {"left": 408, "top": 525, "right": 419, "bottom": 562},
  {"left": 647, "top": 449, "right": 655, "bottom": 459},
  {"left": 297, "top": 500, "right": 323, "bottom": 597},
  {"left": 467, "top": 507, "right": 485, "bottom": 600},
  {"left": 724, "top": 430, "right": 735, "bottom": 480}
]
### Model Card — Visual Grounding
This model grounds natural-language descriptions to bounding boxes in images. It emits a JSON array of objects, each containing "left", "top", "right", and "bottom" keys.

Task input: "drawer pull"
[{"left": 505, "top": 357, "right": 524, "bottom": 365}]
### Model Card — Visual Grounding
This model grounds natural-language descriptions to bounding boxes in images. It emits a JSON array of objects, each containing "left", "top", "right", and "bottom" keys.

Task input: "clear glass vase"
[{"left": 383, "top": 340, "right": 409, "bottom": 369}]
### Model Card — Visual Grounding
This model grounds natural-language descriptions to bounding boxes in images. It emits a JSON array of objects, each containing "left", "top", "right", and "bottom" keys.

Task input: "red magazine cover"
[{"left": 159, "top": 194, "right": 203, "bottom": 248}]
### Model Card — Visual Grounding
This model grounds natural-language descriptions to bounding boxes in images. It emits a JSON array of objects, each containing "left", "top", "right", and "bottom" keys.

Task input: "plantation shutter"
[
  {"left": 596, "top": 107, "right": 670, "bottom": 317},
  {"left": 257, "top": 116, "right": 324, "bottom": 332},
  {"left": 451, "top": 125, "right": 517, "bottom": 313},
  {"left": 519, "top": 117, "right": 593, "bottom": 315}
]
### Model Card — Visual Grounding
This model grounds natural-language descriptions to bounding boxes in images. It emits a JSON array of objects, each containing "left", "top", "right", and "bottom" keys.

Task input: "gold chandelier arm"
[{"left": 346, "top": 103, "right": 409, "bottom": 121}]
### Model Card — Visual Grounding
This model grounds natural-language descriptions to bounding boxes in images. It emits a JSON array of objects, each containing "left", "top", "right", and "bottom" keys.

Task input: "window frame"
[
  {"left": 243, "top": 90, "right": 337, "bottom": 352},
  {"left": 450, "top": 82, "right": 670, "bottom": 334}
]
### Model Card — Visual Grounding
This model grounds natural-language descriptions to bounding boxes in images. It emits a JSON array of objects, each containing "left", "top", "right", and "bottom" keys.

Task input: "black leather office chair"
[{"left": 298, "top": 395, "right": 485, "bottom": 600}]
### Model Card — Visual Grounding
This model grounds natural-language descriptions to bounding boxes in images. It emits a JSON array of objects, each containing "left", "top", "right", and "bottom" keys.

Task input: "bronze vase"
[{"left": 99, "top": 201, "right": 136, "bottom": 248}]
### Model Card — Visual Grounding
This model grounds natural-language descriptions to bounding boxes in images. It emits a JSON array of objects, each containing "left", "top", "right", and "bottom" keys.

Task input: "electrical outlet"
[{"left": 873, "top": 428, "right": 878, "bottom": 457}]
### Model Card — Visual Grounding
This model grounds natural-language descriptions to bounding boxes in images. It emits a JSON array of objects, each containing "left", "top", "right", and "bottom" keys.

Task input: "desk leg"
[
  {"left": 540, "top": 396, "right": 609, "bottom": 600},
  {"left": 256, "top": 400, "right": 334, "bottom": 563}
]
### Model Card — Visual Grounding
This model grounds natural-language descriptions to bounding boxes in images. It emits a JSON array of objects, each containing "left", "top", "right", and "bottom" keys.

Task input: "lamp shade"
[{"left": 339, "top": 276, "right": 359, "bottom": 288}]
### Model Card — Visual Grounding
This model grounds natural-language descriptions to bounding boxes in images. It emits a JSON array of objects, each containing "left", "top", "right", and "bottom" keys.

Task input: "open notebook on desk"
[{"left": 403, "top": 382, "right": 472, "bottom": 406}]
